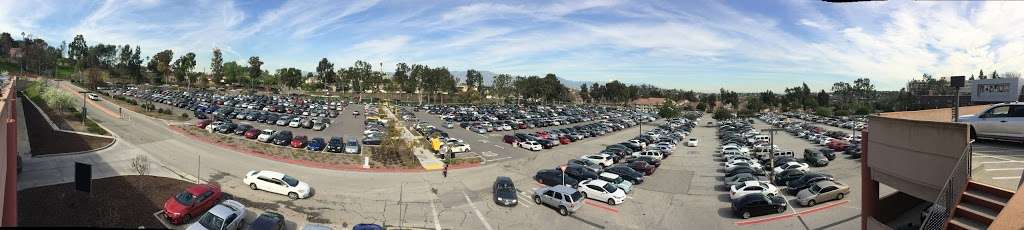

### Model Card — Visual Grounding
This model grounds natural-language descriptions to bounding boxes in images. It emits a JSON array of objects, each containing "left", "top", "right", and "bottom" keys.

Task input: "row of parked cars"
[
  {"left": 519, "top": 117, "right": 696, "bottom": 216},
  {"left": 781, "top": 112, "right": 867, "bottom": 131},
  {"left": 716, "top": 119, "right": 851, "bottom": 219},
  {"left": 197, "top": 119, "right": 362, "bottom": 154},
  {"left": 760, "top": 113, "right": 862, "bottom": 159},
  {"left": 503, "top": 116, "right": 659, "bottom": 151},
  {"left": 160, "top": 170, "right": 382, "bottom": 230}
]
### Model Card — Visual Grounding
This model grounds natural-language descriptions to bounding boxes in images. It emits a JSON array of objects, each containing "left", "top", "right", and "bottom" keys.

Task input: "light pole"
[{"left": 762, "top": 128, "right": 784, "bottom": 182}]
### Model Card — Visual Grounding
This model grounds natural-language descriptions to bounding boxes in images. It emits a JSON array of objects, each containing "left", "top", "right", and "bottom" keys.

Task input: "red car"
[
  {"left": 558, "top": 136, "right": 571, "bottom": 145},
  {"left": 290, "top": 135, "right": 308, "bottom": 148},
  {"left": 827, "top": 140, "right": 850, "bottom": 151},
  {"left": 536, "top": 131, "right": 549, "bottom": 139},
  {"left": 244, "top": 129, "right": 260, "bottom": 139},
  {"left": 503, "top": 135, "right": 519, "bottom": 144},
  {"left": 517, "top": 123, "right": 528, "bottom": 129},
  {"left": 163, "top": 184, "right": 225, "bottom": 224},
  {"left": 196, "top": 119, "right": 213, "bottom": 129}
]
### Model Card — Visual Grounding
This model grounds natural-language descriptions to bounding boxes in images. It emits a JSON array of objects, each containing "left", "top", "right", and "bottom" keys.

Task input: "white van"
[{"left": 632, "top": 150, "right": 664, "bottom": 160}]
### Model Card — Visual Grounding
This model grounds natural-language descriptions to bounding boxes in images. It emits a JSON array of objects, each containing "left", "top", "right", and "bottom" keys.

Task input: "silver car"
[
  {"left": 533, "top": 185, "right": 583, "bottom": 216},
  {"left": 796, "top": 180, "right": 850, "bottom": 207},
  {"left": 187, "top": 200, "right": 246, "bottom": 230},
  {"left": 960, "top": 102, "right": 1024, "bottom": 142}
]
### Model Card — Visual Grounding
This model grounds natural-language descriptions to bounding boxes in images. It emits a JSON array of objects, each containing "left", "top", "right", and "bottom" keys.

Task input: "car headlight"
[{"left": 497, "top": 197, "right": 505, "bottom": 201}]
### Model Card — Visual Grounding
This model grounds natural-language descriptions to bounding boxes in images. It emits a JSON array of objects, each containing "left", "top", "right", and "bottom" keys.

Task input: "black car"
[
  {"left": 233, "top": 124, "right": 253, "bottom": 136},
  {"left": 731, "top": 193, "right": 787, "bottom": 219},
  {"left": 803, "top": 148, "right": 829, "bottom": 167},
  {"left": 534, "top": 169, "right": 579, "bottom": 187},
  {"left": 216, "top": 123, "right": 237, "bottom": 134},
  {"left": 272, "top": 131, "right": 293, "bottom": 146},
  {"left": 362, "top": 137, "right": 382, "bottom": 146},
  {"left": 538, "top": 139, "right": 559, "bottom": 149},
  {"left": 604, "top": 166, "right": 644, "bottom": 184},
  {"left": 567, "top": 159, "right": 602, "bottom": 173},
  {"left": 845, "top": 145, "right": 861, "bottom": 159},
  {"left": 562, "top": 164, "right": 599, "bottom": 181},
  {"left": 819, "top": 147, "right": 837, "bottom": 161},
  {"left": 623, "top": 155, "right": 661, "bottom": 168},
  {"left": 326, "top": 137, "right": 344, "bottom": 153},
  {"left": 772, "top": 168, "right": 806, "bottom": 186},
  {"left": 725, "top": 166, "right": 765, "bottom": 177},
  {"left": 493, "top": 176, "right": 518, "bottom": 206},
  {"left": 786, "top": 172, "right": 834, "bottom": 194},
  {"left": 249, "top": 211, "right": 286, "bottom": 230}
]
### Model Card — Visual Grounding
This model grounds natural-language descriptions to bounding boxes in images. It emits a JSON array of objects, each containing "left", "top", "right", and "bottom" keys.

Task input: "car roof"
[
  {"left": 257, "top": 170, "right": 285, "bottom": 179},
  {"left": 599, "top": 172, "right": 620, "bottom": 179},
  {"left": 741, "top": 181, "right": 762, "bottom": 187},
  {"left": 585, "top": 179, "right": 609, "bottom": 186},
  {"left": 548, "top": 185, "right": 577, "bottom": 194},
  {"left": 185, "top": 184, "right": 213, "bottom": 194},
  {"left": 208, "top": 200, "right": 244, "bottom": 217}
]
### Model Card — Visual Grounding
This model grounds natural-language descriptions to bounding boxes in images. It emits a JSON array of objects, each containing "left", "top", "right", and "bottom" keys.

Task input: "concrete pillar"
[
  {"left": 861, "top": 130, "right": 877, "bottom": 230},
  {"left": 3, "top": 91, "right": 17, "bottom": 226}
]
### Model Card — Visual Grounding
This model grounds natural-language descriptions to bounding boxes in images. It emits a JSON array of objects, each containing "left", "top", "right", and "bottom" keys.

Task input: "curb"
[
  {"left": 21, "top": 85, "right": 115, "bottom": 138},
  {"left": 31, "top": 136, "right": 117, "bottom": 158},
  {"left": 168, "top": 125, "right": 481, "bottom": 173}
]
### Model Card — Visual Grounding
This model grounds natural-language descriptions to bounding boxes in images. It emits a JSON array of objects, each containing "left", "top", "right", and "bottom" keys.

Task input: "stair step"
[
  {"left": 948, "top": 216, "right": 987, "bottom": 230},
  {"left": 967, "top": 181, "right": 1015, "bottom": 199},
  {"left": 961, "top": 189, "right": 1007, "bottom": 212},
  {"left": 955, "top": 202, "right": 997, "bottom": 225}
]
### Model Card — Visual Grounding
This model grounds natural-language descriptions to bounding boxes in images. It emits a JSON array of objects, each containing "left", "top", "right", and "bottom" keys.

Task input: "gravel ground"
[{"left": 18, "top": 175, "right": 194, "bottom": 228}]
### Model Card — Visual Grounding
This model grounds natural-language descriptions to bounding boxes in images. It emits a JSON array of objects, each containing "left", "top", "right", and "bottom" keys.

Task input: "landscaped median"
[
  {"left": 21, "top": 80, "right": 115, "bottom": 155},
  {"left": 18, "top": 175, "right": 194, "bottom": 228}
]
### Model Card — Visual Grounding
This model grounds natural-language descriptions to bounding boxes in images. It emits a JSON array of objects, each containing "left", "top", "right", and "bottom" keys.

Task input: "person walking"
[{"left": 442, "top": 163, "right": 448, "bottom": 178}]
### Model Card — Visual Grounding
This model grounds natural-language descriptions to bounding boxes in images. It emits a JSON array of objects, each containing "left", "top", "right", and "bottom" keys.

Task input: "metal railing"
[{"left": 920, "top": 140, "right": 974, "bottom": 230}]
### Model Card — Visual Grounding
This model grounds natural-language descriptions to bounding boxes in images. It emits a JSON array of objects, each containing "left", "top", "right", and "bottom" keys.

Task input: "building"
[
  {"left": 0, "top": 75, "right": 17, "bottom": 226},
  {"left": 5, "top": 48, "right": 21, "bottom": 60}
]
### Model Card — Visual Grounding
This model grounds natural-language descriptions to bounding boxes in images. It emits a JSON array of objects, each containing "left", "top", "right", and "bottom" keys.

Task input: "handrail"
[{"left": 920, "top": 140, "right": 974, "bottom": 230}]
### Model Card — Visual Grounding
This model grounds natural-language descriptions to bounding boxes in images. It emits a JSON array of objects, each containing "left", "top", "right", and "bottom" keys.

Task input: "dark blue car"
[
  {"left": 353, "top": 224, "right": 384, "bottom": 230},
  {"left": 306, "top": 137, "right": 326, "bottom": 151}
]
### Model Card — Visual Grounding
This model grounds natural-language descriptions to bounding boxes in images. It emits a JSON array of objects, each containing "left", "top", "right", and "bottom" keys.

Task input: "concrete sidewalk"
[{"left": 386, "top": 105, "right": 445, "bottom": 170}]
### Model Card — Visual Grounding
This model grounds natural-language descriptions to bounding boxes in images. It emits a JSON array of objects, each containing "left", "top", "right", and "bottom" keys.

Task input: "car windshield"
[
  {"left": 569, "top": 191, "right": 583, "bottom": 202},
  {"left": 602, "top": 183, "right": 618, "bottom": 193},
  {"left": 197, "top": 212, "right": 225, "bottom": 230},
  {"left": 809, "top": 184, "right": 823, "bottom": 194},
  {"left": 281, "top": 175, "right": 299, "bottom": 187},
  {"left": 497, "top": 182, "right": 515, "bottom": 191},
  {"left": 605, "top": 176, "right": 623, "bottom": 184},
  {"left": 174, "top": 192, "right": 195, "bottom": 206}
]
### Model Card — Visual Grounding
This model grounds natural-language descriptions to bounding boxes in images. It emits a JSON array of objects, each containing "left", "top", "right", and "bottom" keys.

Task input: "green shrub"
[{"left": 181, "top": 112, "right": 189, "bottom": 119}]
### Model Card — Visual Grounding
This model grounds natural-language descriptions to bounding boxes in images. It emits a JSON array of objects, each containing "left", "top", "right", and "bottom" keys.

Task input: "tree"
[
  {"left": 991, "top": 70, "right": 999, "bottom": 79},
  {"left": 0, "top": 32, "right": 13, "bottom": 56},
  {"left": 210, "top": 48, "right": 223, "bottom": 85},
  {"left": 172, "top": 52, "right": 196, "bottom": 85},
  {"left": 492, "top": 74, "right": 512, "bottom": 100},
  {"left": 657, "top": 100, "right": 680, "bottom": 118},
  {"left": 316, "top": 58, "right": 335, "bottom": 89},
  {"left": 276, "top": 67, "right": 303, "bottom": 89},
  {"left": 465, "top": 69, "right": 483, "bottom": 92},
  {"left": 712, "top": 108, "right": 733, "bottom": 120},
  {"left": 394, "top": 62, "right": 415, "bottom": 93},
  {"left": 222, "top": 61, "right": 246, "bottom": 85},
  {"left": 979, "top": 69, "right": 987, "bottom": 79},
  {"left": 151, "top": 50, "right": 174, "bottom": 84},
  {"left": 248, "top": 56, "right": 263, "bottom": 87},
  {"left": 1004, "top": 72, "right": 1021, "bottom": 79},
  {"left": 579, "top": 84, "right": 590, "bottom": 103},
  {"left": 69, "top": 34, "right": 88, "bottom": 71},
  {"left": 814, "top": 106, "right": 833, "bottom": 117},
  {"left": 816, "top": 90, "right": 830, "bottom": 107}
]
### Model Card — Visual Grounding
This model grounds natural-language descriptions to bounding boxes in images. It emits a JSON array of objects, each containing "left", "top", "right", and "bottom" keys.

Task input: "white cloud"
[{"left": 799, "top": 19, "right": 832, "bottom": 30}]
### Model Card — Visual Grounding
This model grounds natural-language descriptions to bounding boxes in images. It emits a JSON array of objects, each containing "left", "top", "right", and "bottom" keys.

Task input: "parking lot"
[{"left": 971, "top": 140, "right": 1024, "bottom": 191}]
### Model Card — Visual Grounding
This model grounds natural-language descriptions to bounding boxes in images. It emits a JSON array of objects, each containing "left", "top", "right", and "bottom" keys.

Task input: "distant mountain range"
[{"left": 447, "top": 70, "right": 594, "bottom": 89}]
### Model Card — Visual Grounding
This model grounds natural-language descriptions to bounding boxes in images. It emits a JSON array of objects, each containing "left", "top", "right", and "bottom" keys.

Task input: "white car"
[
  {"left": 288, "top": 117, "right": 302, "bottom": 128},
  {"left": 818, "top": 137, "right": 833, "bottom": 145},
  {"left": 577, "top": 179, "right": 626, "bottom": 205},
  {"left": 628, "top": 140, "right": 647, "bottom": 149},
  {"left": 632, "top": 150, "right": 664, "bottom": 160},
  {"left": 243, "top": 170, "right": 313, "bottom": 199},
  {"left": 187, "top": 200, "right": 246, "bottom": 230},
  {"left": 519, "top": 141, "right": 543, "bottom": 151},
  {"left": 581, "top": 154, "right": 614, "bottom": 167},
  {"left": 959, "top": 102, "right": 1024, "bottom": 142},
  {"left": 253, "top": 129, "right": 274, "bottom": 142},
  {"left": 87, "top": 93, "right": 100, "bottom": 101},
  {"left": 685, "top": 138, "right": 698, "bottom": 147},
  {"left": 599, "top": 173, "right": 633, "bottom": 194},
  {"left": 772, "top": 162, "right": 810, "bottom": 174},
  {"left": 729, "top": 181, "right": 779, "bottom": 200},
  {"left": 448, "top": 143, "right": 472, "bottom": 153},
  {"left": 725, "top": 161, "right": 763, "bottom": 171}
]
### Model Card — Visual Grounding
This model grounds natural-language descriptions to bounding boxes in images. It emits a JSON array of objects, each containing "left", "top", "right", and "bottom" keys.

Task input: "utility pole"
[
  {"left": 762, "top": 128, "right": 783, "bottom": 182},
  {"left": 950, "top": 76, "right": 965, "bottom": 122}
]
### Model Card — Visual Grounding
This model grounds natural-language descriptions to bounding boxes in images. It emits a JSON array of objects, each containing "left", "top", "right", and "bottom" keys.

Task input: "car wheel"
[
  {"left": 534, "top": 196, "right": 542, "bottom": 204},
  {"left": 183, "top": 214, "right": 192, "bottom": 223},
  {"left": 249, "top": 183, "right": 258, "bottom": 190},
  {"left": 608, "top": 198, "right": 616, "bottom": 205},
  {"left": 558, "top": 206, "right": 569, "bottom": 216},
  {"left": 289, "top": 192, "right": 300, "bottom": 200},
  {"left": 777, "top": 206, "right": 785, "bottom": 213},
  {"left": 581, "top": 192, "right": 587, "bottom": 200},
  {"left": 837, "top": 193, "right": 844, "bottom": 200},
  {"left": 807, "top": 200, "right": 816, "bottom": 207},
  {"left": 742, "top": 211, "right": 751, "bottom": 219}
]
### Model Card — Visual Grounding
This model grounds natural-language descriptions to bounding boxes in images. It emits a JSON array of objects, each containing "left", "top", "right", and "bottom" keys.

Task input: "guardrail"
[{"left": 920, "top": 140, "right": 974, "bottom": 230}]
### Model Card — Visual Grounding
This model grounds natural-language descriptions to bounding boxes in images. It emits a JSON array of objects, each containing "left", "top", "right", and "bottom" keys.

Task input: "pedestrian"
[{"left": 443, "top": 163, "right": 448, "bottom": 178}]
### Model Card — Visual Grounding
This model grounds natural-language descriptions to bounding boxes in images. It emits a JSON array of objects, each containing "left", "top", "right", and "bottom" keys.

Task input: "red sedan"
[
  {"left": 196, "top": 119, "right": 213, "bottom": 129},
  {"left": 827, "top": 140, "right": 850, "bottom": 151},
  {"left": 244, "top": 129, "right": 260, "bottom": 139},
  {"left": 290, "top": 135, "right": 308, "bottom": 148},
  {"left": 163, "top": 184, "right": 225, "bottom": 224},
  {"left": 558, "top": 136, "right": 572, "bottom": 145}
]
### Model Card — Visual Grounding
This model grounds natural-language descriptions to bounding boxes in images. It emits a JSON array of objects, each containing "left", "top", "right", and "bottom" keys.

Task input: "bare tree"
[{"left": 130, "top": 155, "right": 150, "bottom": 175}]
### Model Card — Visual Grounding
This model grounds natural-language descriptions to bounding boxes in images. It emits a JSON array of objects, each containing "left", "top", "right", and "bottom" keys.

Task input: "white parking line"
[
  {"left": 493, "top": 144, "right": 505, "bottom": 149},
  {"left": 462, "top": 191, "right": 494, "bottom": 230},
  {"left": 985, "top": 168, "right": 1024, "bottom": 171},
  {"left": 516, "top": 194, "right": 532, "bottom": 208},
  {"left": 430, "top": 199, "right": 442, "bottom": 230},
  {"left": 488, "top": 156, "right": 512, "bottom": 162},
  {"left": 977, "top": 161, "right": 1024, "bottom": 165},
  {"left": 993, "top": 176, "right": 1022, "bottom": 180}
]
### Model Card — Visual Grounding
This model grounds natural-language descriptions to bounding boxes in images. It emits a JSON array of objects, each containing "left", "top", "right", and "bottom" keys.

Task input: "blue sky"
[{"left": 2, "top": 0, "right": 1024, "bottom": 92}]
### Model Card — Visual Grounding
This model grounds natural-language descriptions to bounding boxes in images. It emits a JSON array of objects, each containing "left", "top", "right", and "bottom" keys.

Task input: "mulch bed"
[
  {"left": 18, "top": 175, "right": 194, "bottom": 228},
  {"left": 22, "top": 96, "right": 114, "bottom": 155}
]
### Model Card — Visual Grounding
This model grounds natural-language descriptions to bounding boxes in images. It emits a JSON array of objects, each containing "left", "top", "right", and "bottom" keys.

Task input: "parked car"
[
  {"left": 685, "top": 138, "right": 699, "bottom": 147},
  {"left": 534, "top": 169, "right": 579, "bottom": 187},
  {"left": 243, "top": 170, "right": 313, "bottom": 199},
  {"left": 533, "top": 185, "right": 584, "bottom": 216},
  {"left": 724, "top": 173, "right": 768, "bottom": 187},
  {"left": 244, "top": 128, "right": 260, "bottom": 139},
  {"left": 959, "top": 102, "right": 1024, "bottom": 142},
  {"left": 447, "top": 143, "right": 472, "bottom": 153},
  {"left": 731, "top": 193, "right": 787, "bottom": 219},
  {"left": 248, "top": 211, "right": 285, "bottom": 230},
  {"left": 257, "top": 129, "right": 275, "bottom": 142},
  {"left": 306, "top": 137, "right": 325, "bottom": 151},
  {"left": 803, "top": 148, "right": 830, "bottom": 167},
  {"left": 562, "top": 164, "right": 600, "bottom": 181},
  {"left": 786, "top": 172, "right": 835, "bottom": 194},
  {"left": 772, "top": 162, "right": 809, "bottom": 174},
  {"left": 580, "top": 154, "right": 614, "bottom": 167},
  {"left": 163, "top": 184, "right": 225, "bottom": 224},
  {"left": 598, "top": 172, "right": 633, "bottom": 193},
  {"left": 492, "top": 176, "right": 518, "bottom": 207},
  {"left": 345, "top": 138, "right": 361, "bottom": 154},
  {"left": 290, "top": 135, "right": 308, "bottom": 148},
  {"left": 796, "top": 180, "right": 850, "bottom": 207},
  {"left": 772, "top": 168, "right": 807, "bottom": 186},
  {"left": 325, "top": 137, "right": 344, "bottom": 153},
  {"left": 187, "top": 200, "right": 246, "bottom": 230},
  {"left": 519, "top": 140, "right": 543, "bottom": 151},
  {"left": 603, "top": 166, "right": 644, "bottom": 184},
  {"left": 729, "top": 181, "right": 779, "bottom": 200},
  {"left": 271, "top": 131, "right": 293, "bottom": 146},
  {"left": 577, "top": 179, "right": 626, "bottom": 205}
]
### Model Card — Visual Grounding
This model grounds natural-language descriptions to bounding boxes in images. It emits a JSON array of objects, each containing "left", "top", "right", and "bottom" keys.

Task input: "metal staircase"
[{"left": 919, "top": 141, "right": 1016, "bottom": 230}]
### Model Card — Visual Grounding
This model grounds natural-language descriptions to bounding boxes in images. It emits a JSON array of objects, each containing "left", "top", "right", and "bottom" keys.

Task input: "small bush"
[
  {"left": 130, "top": 155, "right": 150, "bottom": 175},
  {"left": 180, "top": 112, "right": 189, "bottom": 119}
]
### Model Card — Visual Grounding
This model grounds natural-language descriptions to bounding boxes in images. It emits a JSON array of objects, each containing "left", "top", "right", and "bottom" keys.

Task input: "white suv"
[{"left": 960, "top": 102, "right": 1024, "bottom": 142}]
